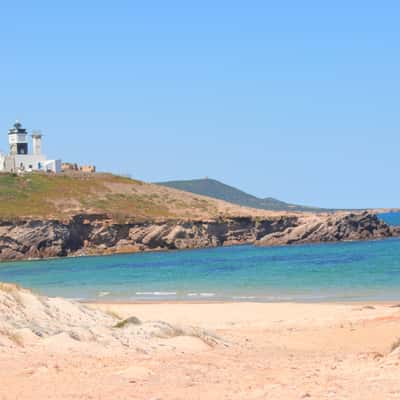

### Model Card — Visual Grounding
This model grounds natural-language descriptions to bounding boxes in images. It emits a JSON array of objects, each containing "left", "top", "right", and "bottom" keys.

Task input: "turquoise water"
[
  {"left": 1, "top": 237, "right": 400, "bottom": 302},
  {"left": 0, "top": 212, "right": 399, "bottom": 302}
]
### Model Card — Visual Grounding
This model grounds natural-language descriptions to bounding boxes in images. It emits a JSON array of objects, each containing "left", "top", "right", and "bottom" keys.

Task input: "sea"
[{"left": 0, "top": 212, "right": 399, "bottom": 303}]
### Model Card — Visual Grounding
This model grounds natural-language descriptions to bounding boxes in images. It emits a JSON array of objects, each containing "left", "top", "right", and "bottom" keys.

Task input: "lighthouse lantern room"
[{"left": 8, "top": 121, "right": 28, "bottom": 155}]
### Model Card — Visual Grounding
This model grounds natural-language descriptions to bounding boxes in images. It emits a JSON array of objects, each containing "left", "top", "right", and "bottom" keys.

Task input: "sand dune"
[
  {"left": 2, "top": 283, "right": 400, "bottom": 399},
  {"left": 0, "top": 282, "right": 222, "bottom": 352}
]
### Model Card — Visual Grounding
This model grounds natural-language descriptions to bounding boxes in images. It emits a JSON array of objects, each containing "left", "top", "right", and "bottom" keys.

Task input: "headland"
[{"left": 0, "top": 172, "right": 398, "bottom": 261}]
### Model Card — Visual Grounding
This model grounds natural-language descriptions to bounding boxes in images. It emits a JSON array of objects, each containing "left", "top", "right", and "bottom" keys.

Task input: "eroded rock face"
[
  {"left": 0, "top": 221, "right": 71, "bottom": 260},
  {"left": 0, "top": 212, "right": 397, "bottom": 261},
  {"left": 256, "top": 212, "right": 394, "bottom": 246}
]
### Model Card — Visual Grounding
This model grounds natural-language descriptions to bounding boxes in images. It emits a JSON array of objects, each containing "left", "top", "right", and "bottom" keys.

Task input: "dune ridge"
[{"left": 0, "top": 282, "right": 222, "bottom": 351}]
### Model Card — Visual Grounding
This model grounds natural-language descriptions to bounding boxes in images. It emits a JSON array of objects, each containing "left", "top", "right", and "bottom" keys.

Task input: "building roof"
[{"left": 8, "top": 121, "right": 27, "bottom": 135}]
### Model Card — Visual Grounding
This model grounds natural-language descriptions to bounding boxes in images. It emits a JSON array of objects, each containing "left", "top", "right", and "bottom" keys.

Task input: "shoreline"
[
  {"left": 84, "top": 299, "right": 400, "bottom": 306},
  {"left": 1, "top": 234, "right": 399, "bottom": 264},
  {"left": 0, "top": 240, "right": 253, "bottom": 264}
]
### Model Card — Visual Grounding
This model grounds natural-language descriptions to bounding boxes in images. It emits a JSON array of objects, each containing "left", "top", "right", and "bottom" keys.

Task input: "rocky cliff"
[
  {"left": 0, "top": 215, "right": 296, "bottom": 261},
  {"left": 256, "top": 212, "right": 399, "bottom": 247},
  {"left": 0, "top": 212, "right": 398, "bottom": 261}
]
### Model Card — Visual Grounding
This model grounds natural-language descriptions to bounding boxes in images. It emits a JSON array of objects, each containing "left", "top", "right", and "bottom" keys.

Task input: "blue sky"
[{"left": 1, "top": 1, "right": 399, "bottom": 208}]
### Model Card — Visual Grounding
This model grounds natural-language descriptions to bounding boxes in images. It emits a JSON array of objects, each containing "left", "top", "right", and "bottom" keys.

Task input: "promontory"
[{"left": 0, "top": 173, "right": 398, "bottom": 261}]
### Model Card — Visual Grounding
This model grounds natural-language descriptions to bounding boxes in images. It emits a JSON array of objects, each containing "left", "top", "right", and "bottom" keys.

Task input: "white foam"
[{"left": 135, "top": 291, "right": 177, "bottom": 296}]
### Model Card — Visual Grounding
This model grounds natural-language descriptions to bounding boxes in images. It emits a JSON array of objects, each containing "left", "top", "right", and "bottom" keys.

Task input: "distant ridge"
[{"left": 157, "top": 178, "right": 326, "bottom": 212}]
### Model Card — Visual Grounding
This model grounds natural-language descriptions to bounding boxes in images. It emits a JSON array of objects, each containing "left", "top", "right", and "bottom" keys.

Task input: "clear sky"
[{"left": 1, "top": 1, "right": 399, "bottom": 208}]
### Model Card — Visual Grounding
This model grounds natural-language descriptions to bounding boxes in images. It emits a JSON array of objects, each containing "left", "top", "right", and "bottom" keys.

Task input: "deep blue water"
[
  {"left": 1, "top": 236, "right": 400, "bottom": 302},
  {"left": 379, "top": 212, "right": 400, "bottom": 226}
]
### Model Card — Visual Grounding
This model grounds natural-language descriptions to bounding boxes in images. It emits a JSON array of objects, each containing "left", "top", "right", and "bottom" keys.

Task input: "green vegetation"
[
  {"left": 157, "top": 178, "right": 326, "bottom": 212},
  {"left": 114, "top": 316, "right": 142, "bottom": 328},
  {"left": 0, "top": 173, "right": 230, "bottom": 221},
  {"left": 0, "top": 172, "right": 172, "bottom": 220}
]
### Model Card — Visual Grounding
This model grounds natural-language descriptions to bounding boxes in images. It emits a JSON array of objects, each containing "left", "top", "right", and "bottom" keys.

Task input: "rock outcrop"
[
  {"left": 0, "top": 215, "right": 295, "bottom": 261},
  {"left": 256, "top": 212, "right": 395, "bottom": 246},
  {"left": 0, "top": 212, "right": 397, "bottom": 261}
]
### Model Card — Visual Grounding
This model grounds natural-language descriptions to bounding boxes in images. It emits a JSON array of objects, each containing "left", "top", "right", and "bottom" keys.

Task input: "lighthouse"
[
  {"left": 8, "top": 121, "right": 28, "bottom": 155},
  {"left": 0, "top": 121, "right": 61, "bottom": 173}
]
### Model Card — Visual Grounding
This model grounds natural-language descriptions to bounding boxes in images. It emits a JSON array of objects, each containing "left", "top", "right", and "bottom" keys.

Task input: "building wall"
[
  {"left": 80, "top": 165, "right": 96, "bottom": 173},
  {"left": 61, "top": 162, "right": 79, "bottom": 171},
  {"left": 4, "top": 156, "right": 15, "bottom": 172},
  {"left": 12, "top": 154, "right": 48, "bottom": 171},
  {"left": 44, "top": 159, "right": 62, "bottom": 173},
  {"left": 0, "top": 154, "right": 5, "bottom": 171}
]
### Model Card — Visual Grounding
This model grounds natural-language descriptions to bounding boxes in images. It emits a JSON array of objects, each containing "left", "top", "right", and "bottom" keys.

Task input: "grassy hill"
[
  {"left": 157, "top": 178, "right": 326, "bottom": 212},
  {"left": 0, "top": 173, "right": 278, "bottom": 221}
]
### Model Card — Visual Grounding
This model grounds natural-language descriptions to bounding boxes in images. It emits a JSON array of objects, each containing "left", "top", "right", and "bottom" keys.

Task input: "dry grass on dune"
[{"left": 0, "top": 172, "right": 284, "bottom": 221}]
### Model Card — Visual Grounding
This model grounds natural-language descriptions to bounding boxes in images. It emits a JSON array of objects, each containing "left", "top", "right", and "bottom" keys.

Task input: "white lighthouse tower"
[
  {"left": 0, "top": 121, "right": 61, "bottom": 173},
  {"left": 8, "top": 121, "right": 28, "bottom": 155}
]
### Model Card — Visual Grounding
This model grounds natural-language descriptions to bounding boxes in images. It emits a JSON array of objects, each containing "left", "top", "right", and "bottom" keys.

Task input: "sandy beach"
[{"left": 2, "top": 291, "right": 400, "bottom": 400}]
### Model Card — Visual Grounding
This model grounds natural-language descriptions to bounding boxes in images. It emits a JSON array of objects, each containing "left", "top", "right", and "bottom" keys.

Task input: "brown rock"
[{"left": 257, "top": 212, "right": 394, "bottom": 247}]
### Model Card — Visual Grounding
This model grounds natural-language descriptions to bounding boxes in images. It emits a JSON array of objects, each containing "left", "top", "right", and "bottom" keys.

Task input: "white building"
[{"left": 0, "top": 121, "right": 61, "bottom": 173}]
